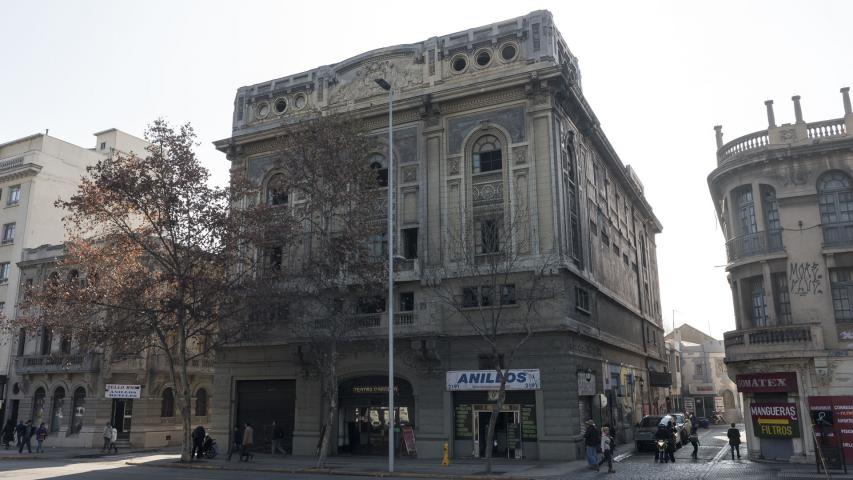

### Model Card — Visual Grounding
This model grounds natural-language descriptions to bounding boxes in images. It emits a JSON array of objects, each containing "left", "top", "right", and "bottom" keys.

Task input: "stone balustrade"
[
  {"left": 723, "top": 323, "right": 823, "bottom": 363},
  {"left": 14, "top": 353, "right": 101, "bottom": 374}
]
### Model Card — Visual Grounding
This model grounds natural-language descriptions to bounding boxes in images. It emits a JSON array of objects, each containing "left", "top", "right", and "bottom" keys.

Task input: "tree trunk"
[
  {"left": 484, "top": 370, "right": 508, "bottom": 474},
  {"left": 316, "top": 348, "right": 337, "bottom": 468},
  {"left": 178, "top": 343, "right": 194, "bottom": 463}
]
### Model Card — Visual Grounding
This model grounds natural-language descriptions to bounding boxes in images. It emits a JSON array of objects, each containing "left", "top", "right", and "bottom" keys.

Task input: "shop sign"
[
  {"left": 750, "top": 402, "right": 800, "bottom": 438},
  {"left": 446, "top": 369, "right": 540, "bottom": 391},
  {"left": 688, "top": 383, "right": 715, "bottom": 395},
  {"left": 809, "top": 396, "right": 853, "bottom": 463},
  {"left": 684, "top": 397, "right": 695, "bottom": 413},
  {"left": 735, "top": 372, "right": 797, "bottom": 393},
  {"left": 648, "top": 371, "right": 672, "bottom": 387},
  {"left": 577, "top": 371, "right": 596, "bottom": 396},
  {"left": 105, "top": 384, "right": 141, "bottom": 399}
]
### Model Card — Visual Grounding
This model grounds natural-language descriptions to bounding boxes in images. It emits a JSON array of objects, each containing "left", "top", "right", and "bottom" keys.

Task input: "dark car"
[{"left": 634, "top": 415, "right": 671, "bottom": 451}]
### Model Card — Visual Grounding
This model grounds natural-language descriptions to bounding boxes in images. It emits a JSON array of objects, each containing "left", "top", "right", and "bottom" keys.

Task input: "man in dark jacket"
[
  {"left": 18, "top": 420, "right": 33, "bottom": 454},
  {"left": 583, "top": 419, "right": 600, "bottom": 471},
  {"left": 654, "top": 424, "right": 670, "bottom": 463},
  {"left": 227, "top": 424, "right": 242, "bottom": 461},
  {"left": 727, "top": 423, "right": 741, "bottom": 459},
  {"left": 191, "top": 425, "right": 206, "bottom": 459}
]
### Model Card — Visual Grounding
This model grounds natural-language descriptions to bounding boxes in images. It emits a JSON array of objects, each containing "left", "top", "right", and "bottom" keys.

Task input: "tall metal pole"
[{"left": 386, "top": 87, "right": 395, "bottom": 474}]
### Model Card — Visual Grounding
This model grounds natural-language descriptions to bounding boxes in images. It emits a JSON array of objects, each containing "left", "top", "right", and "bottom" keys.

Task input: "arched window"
[
  {"left": 70, "top": 387, "right": 86, "bottom": 434},
  {"left": 160, "top": 387, "right": 175, "bottom": 418},
  {"left": 472, "top": 135, "right": 502, "bottom": 174},
  {"left": 369, "top": 153, "right": 388, "bottom": 188},
  {"left": 32, "top": 387, "right": 46, "bottom": 427},
  {"left": 819, "top": 171, "right": 853, "bottom": 224},
  {"left": 50, "top": 387, "right": 65, "bottom": 433},
  {"left": 195, "top": 388, "right": 208, "bottom": 417},
  {"left": 734, "top": 185, "right": 757, "bottom": 235},
  {"left": 266, "top": 173, "right": 288, "bottom": 206}
]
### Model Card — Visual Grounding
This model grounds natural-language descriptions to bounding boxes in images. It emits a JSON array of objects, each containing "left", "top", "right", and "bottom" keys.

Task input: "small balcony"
[
  {"left": 724, "top": 323, "right": 823, "bottom": 363},
  {"left": 14, "top": 354, "right": 101, "bottom": 375},
  {"left": 725, "top": 230, "right": 784, "bottom": 263},
  {"left": 151, "top": 355, "right": 214, "bottom": 373}
]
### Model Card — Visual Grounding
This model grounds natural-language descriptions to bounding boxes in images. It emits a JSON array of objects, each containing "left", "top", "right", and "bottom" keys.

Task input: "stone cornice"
[{"left": 0, "top": 163, "right": 42, "bottom": 183}]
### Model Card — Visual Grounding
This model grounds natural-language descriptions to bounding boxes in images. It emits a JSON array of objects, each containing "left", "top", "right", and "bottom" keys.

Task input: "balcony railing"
[
  {"left": 717, "top": 117, "right": 849, "bottom": 166},
  {"left": 823, "top": 222, "right": 853, "bottom": 247},
  {"left": 14, "top": 354, "right": 100, "bottom": 375},
  {"left": 725, "top": 229, "right": 783, "bottom": 262},
  {"left": 724, "top": 323, "right": 823, "bottom": 362}
]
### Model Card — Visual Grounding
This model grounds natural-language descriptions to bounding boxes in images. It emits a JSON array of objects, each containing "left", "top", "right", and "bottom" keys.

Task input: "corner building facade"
[
  {"left": 215, "top": 10, "right": 667, "bottom": 460},
  {"left": 709, "top": 90, "right": 853, "bottom": 463}
]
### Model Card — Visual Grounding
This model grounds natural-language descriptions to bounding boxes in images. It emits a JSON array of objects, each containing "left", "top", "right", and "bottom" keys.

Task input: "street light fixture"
[{"left": 374, "top": 77, "right": 395, "bottom": 474}]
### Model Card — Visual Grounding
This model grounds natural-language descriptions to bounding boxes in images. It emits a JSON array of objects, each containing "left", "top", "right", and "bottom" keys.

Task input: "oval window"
[
  {"left": 476, "top": 50, "right": 491, "bottom": 67},
  {"left": 500, "top": 44, "right": 517, "bottom": 61}
]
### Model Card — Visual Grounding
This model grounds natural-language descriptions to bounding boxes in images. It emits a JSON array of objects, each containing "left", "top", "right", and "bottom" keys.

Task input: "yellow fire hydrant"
[{"left": 442, "top": 442, "right": 450, "bottom": 466}]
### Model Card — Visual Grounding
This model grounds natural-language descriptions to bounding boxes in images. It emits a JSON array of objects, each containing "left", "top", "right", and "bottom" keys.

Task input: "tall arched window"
[
  {"left": 70, "top": 387, "right": 86, "bottom": 434},
  {"left": 266, "top": 173, "right": 288, "bottom": 206},
  {"left": 818, "top": 171, "right": 853, "bottom": 244},
  {"left": 762, "top": 185, "right": 783, "bottom": 251},
  {"left": 734, "top": 186, "right": 757, "bottom": 236},
  {"left": 50, "top": 387, "right": 65, "bottom": 433},
  {"left": 160, "top": 387, "right": 175, "bottom": 418},
  {"left": 32, "top": 387, "right": 46, "bottom": 427},
  {"left": 195, "top": 388, "right": 208, "bottom": 417},
  {"left": 472, "top": 135, "right": 502, "bottom": 174}
]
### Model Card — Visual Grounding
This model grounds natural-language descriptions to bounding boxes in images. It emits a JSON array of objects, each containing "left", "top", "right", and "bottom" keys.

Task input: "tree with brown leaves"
[{"left": 12, "top": 119, "right": 275, "bottom": 462}]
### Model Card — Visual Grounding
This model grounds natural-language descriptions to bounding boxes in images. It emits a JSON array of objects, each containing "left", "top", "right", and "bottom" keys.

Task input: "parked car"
[
  {"left": 667, "top": 413, "right": 688, "bottom": 446},
  {"left": 634, "top": 415, "right": 670, "bottom": 451}
]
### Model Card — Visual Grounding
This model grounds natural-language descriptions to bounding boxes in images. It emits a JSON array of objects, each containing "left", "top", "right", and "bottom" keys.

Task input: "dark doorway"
[
  {"left": 9, "top": 399, "right": 19, "bottom": 424},
  {"left": 477, "top": 411, "right": 517, "bottom": 457},
  {"left": 235, "top": 380, "right": 296, "bottom": 453},
  {"left": 338, "top": 376, "right": 415, "bottom": 455},
  {"left": 111, "top": 399, "right": 133, "bottom": 439}
]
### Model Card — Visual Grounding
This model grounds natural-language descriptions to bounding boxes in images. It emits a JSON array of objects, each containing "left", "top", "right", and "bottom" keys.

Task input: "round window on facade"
[
  {"left": 293, "top": 94, "right": 307, "bottom": 110},
  {"left": 451, "top": 54, "right": 468, "bottom": 73},
  {"left": 475, "top": 49, "right": 492, "bottom": 67},
  {"left": 499, "top": 43, "right": 519, "bottom": 62},
  {"left": 274, "top": 98, "right": 288, "bottom": 114},
  {"left": 257, "top": 102, "right": 270, "bottom": 119}
]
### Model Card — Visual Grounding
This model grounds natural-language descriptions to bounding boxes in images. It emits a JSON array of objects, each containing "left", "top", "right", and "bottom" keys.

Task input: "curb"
[
  {"left": 0, "top": 448, "right": 160, "bottom": 461},
  {"left": 124, "top": 460, "right": 556, "bottom": 480}
]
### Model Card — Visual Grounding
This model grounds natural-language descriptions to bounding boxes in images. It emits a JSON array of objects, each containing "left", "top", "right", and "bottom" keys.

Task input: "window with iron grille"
[
  {"left": 744, "top": 276, "right": 768, "bottom": 327},
  {"left": 735, "top": 186, "right": 758, "bottom": 235},
  {"left": 472, "top": 135, "right": 502, "bottom": 174},
  {"left": 819, "top": 172, "right": 853, "bottom": 224},
  {"left": 772, "top": 272, "right": 792, "bottom": 324},
  {"left": 830, "top": 267, "right": 853, "bottom": 322},
  {"left": 763, "top": 186, "right": 781, "bottom": 231}
]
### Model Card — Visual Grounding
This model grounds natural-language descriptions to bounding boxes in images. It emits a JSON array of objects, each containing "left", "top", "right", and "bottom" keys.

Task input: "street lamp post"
[{"left": 375, "top": 77, "right": 394, "bottom": 473}]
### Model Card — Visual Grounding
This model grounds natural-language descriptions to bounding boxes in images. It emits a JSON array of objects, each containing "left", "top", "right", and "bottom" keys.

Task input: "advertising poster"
[
  {"left": 749, "top": 402, "right": 800, "bottom": 438},
  {"left": 810, "top": 396, "right": 853, "bottom": 463}
]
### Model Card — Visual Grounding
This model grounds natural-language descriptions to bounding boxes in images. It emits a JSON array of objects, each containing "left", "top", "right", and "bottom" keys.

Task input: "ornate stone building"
[
  {"left": 214, "top": 10, "right": 666, "bottom": 460},
  {"left": 5, "top": 244, "right": 214, "bottom": 448},
  {"left": 709, "top": 88, "right": 853, "bottom": 463}
]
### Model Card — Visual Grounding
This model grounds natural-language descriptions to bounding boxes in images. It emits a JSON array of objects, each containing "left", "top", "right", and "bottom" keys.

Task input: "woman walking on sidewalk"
[
  {"left": 35, "top": 423, "right": 47, "bottom": 453},
  {"left": 598, "top": 426, "right": 615, "bottom": 473}
]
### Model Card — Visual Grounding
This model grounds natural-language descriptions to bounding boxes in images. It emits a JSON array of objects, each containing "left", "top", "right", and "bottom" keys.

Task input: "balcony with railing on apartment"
[
  {"left": 723, "top": 322, "right": 824, "bottom": 363},
  {"left": 725, "top": 229, "right": 784, "bottom": 263},
  {"left": 714, "top": 88, "right": 853, "bottom": 167},
  {"left": 14, "top": 353, "right": 101, "bottom": 375}
]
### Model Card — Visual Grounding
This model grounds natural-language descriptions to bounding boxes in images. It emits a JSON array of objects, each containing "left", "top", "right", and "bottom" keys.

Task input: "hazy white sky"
[{"left": 3, "top": 0, "right": 852, "bottom": 338}]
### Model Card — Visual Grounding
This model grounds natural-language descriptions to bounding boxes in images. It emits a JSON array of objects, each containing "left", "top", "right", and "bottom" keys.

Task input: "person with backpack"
[
  {"left": 191, "top": 425, "right": 206, "bottom": 459},
  {"left": 35, "top": 423, "right": 47, "bottom": 453},
  {"left": 727, "top": 423, "right": 741, "bottom": 459},
  {"left": 583, "top": 419, "right": 600, "bottom": 471}
]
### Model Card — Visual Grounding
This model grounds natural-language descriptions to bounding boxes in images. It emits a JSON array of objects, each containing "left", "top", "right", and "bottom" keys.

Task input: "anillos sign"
[{"left": 446, "top": 369, "right": 540, "bottom": 391}]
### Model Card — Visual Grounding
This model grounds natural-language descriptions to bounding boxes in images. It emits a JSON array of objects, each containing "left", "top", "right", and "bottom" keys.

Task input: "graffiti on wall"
[{"left": 790, "top": 262, "right": 823, "bottom": 296}]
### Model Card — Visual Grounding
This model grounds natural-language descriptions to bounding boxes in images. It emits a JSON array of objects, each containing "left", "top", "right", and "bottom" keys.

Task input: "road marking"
[{"left": 613, "top": 452, "right": 632, "bottom": 462}]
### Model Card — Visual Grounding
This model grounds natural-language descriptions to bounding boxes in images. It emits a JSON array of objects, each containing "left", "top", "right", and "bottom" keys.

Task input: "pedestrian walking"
[
  {"left": 271, "top": 420, "right": 287, "bottom": 455},
  {"left": 35, "top": 423, "right": 47, "bottom": 453},
  {"left": 583, "top": 419, "right": 600, "bottom": 471},
  {"left": 15, "top": 421, "right": 25, "bottom": 449},
  {"left": 598, "top": 426, "right": 615, "bottom": 473},
  {"left": 1, "top": 419, "right": 15, "bottom": 449},
  {"left": 101, "top": 423, "right": 112, "bottom": 452},
  {"left": 191, "top": 425, "right": 206, "bottom": 459},
  {"left": 666, "top": 420, "right": 677, "bottom": 463},
  {"left": 227, "top": 423, "right": 243, "bottom": 461},
  {"left": 689, "top": 428, "right": 700, "bottom": 459},
  {"left": 690, "top": 413, "right": 699, "bottom": 432},
  {"left": 727, "top": 423, "right": 741, "bottom": 459},
  {"left": 109, "top": 425, "right": 118, "bottom": 454},
  {"left": 240, "top": 422, "right": 254, "bottom": 462},
  {"left": 18, "top": 420, "right": 33, "bottom": 454}
]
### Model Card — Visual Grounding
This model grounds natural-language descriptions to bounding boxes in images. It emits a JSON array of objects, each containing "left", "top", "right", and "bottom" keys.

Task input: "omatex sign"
[{"left": 446, "top": 369, "right": 541, "bottom": 391}]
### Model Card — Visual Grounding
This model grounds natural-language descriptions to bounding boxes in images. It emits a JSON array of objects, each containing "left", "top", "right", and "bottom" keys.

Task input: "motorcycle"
[
  {"left": 201, "top": 435, "right": 219, "bottom": 459},
  {"left": 655, "top": 439, "right": 669, "bottom": 463}
]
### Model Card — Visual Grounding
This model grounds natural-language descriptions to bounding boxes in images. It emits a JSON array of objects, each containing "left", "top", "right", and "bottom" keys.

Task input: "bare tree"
[
  {"left": 256, "top": 115, "right": 386, "bottom": 467},
  {"left": 432, "top": 193, "right": 557, "bottom": 473},
  {"left": 10, "top": 119, "right": 275, "bottom": 462}
]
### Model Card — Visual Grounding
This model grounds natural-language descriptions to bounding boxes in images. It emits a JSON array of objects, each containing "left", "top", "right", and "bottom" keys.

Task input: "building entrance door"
[
  {"left": 110, "top": 399, "right": 133, "bottom": 440},
  {"left": 472, "top": 404, "right": 521, "bottom": 459}
]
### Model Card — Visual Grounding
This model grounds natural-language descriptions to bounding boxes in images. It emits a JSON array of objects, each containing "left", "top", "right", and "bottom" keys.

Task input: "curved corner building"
[{"left": 708, "top": 89, "right": 853, "bottom": 463}]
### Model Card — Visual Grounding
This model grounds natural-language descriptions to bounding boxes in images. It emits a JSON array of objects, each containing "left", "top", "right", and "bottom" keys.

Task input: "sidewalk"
[
  {"left": 126, "top": 453, "right": 592, "bottom": 479},
  {"left": 0, "top": 445, "right": 165, "bottom": 461}
]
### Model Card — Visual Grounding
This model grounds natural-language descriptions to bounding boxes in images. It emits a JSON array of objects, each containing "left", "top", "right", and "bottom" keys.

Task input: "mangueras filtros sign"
[{"left": 446, "top": 369, "right": 541, "bottom": 391}]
